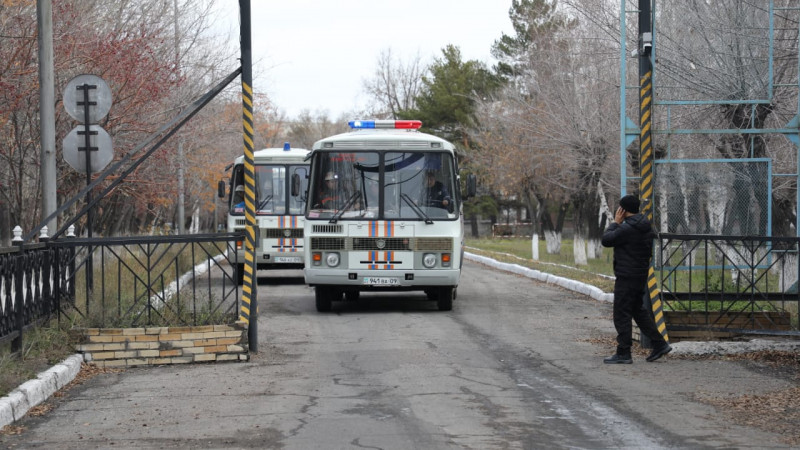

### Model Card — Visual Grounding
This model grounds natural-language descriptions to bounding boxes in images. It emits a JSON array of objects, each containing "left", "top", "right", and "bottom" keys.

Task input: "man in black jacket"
[
  {"left": 601, "top": 195, "right": 672, "bottom": 364},
  {"left": 422, "top": 170, "right": 451, "bottom": 210}
]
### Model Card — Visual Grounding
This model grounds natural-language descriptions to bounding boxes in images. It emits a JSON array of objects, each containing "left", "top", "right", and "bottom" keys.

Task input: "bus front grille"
[
  {"left": 312, "top": 224, "right": 343, "bottom": 234},
  {"left": 414, "top": 238, "right": 453, "bottom": 251},
  {"left": 351, "top": 237, "right": 410, "bottom": 251},
  {"left": 263, "top": 228, "right": 304, "bottom": 239},
  {"left": 311, "top": 237, "right": 346, "bottom": 250}
]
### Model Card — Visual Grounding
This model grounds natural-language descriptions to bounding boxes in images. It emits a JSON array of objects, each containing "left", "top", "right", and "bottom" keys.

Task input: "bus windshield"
[
  {"left": 230, "top": 164, "right": 309, "bottom": 215},
  {"left": 308, "top": 151, "right": 458, "bottom": 220}
]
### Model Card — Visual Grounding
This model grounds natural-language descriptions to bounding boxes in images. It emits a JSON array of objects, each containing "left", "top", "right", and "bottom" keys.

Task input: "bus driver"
[
  {"left": 316, "top": 171, "right": 346, "bottom": 209},
  {"left": 423, "top": 170, "right": 450, "bottom": 210}
]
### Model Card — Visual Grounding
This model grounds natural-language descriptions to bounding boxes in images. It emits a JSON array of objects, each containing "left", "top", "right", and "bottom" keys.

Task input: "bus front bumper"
[{"left": 304, "top": 268, "right": 459, "bottom": 289}]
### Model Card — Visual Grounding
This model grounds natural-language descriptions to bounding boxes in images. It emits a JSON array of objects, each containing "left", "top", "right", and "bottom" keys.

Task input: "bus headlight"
[
  {"left": 422, "top": 253, "right": 437, "bottom": 268},
  {"left": 326, "top": 252, "right": 340, "bottom": 267}
]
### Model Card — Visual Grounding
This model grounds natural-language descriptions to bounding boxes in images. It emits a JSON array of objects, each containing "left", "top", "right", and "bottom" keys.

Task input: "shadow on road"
[
  {"left": 256, "top": 269, "right": 306, "bottom": 286},
  {"left": 325, "top": 291, "right": 444, "bottom": 314},
  {"left": 251, "top": 269, "right": 445, "bottom": 313}
]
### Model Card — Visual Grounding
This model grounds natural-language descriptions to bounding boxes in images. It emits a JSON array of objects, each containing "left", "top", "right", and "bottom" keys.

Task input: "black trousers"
[{"left": 613, "top": 275, "right": 667, "bottom": 355}]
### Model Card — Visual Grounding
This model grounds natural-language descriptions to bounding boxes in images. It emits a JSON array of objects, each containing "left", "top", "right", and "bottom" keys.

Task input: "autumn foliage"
[{"left": 0, "top": 0, "right": 254, "bottom": 240}]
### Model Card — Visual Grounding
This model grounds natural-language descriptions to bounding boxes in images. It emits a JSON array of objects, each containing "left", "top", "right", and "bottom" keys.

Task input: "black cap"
[{"left": 619, "top": 195, "right": 640, "bottom": 214}]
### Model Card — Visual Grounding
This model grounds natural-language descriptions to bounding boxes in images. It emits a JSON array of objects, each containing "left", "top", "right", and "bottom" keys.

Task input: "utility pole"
[
  {"left": 174, "top": 0, "right": 185, "bottom": 235},
  {"left": 178, "top": 141, "right": 185, "bottom": 234},
  {"left": 38, "top": 0, "right": 57, "bottom": 233}
]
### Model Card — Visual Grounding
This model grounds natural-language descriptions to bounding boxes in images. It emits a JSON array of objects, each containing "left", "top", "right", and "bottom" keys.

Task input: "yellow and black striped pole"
[
  {"left": 638, "top": 0, "right": 668, "bottom": 343},
  {"left": 239, "top": 0, "right": 257, "bottom": 352}
]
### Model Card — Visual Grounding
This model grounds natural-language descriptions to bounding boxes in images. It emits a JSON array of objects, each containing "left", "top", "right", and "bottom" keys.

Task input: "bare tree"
[
  {"left": 0, "top": 0, "right": 240, "bottom": 237},
  {"left": 283, "top": 110, "right": 351, "bottom": 150},
  {"left": 473, "top": 1, "right": 620, "bottom": 264},
  {"left": 652, "top": 0, "right": 798, "bottom": 237},
  {"left": 362, "top": 48, "right": 426, "bottom": 119}
]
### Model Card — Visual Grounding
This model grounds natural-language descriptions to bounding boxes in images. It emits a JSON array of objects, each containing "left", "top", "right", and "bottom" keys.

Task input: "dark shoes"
[
  {"left": 604, "top": 354, "right": 633, "bottom": 364},
  {"left": 646, "top": 343, "right": 673, "bottom": 362},
  {"left": 604, "top": 343, "right": 672, "bottom": 364}
]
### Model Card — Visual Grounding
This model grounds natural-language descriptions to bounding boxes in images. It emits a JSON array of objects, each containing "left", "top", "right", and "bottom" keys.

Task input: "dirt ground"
[{"left": 587, "top": 334, "right": 800, "bottom": 446}]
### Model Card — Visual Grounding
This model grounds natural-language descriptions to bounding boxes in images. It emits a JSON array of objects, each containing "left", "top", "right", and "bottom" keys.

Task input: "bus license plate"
[
  {"left": 274, "top": 256, "right": 301, "bottom": 263},
  {"left": 363, "top": 277, "right": 399, "bottom": 286}
]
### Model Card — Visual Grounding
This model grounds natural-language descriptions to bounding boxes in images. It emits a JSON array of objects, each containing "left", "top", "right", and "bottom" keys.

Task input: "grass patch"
[
  {"left": 466, "top": 237, "right": 616, "bottom": 293},
  {"left": 467, "top": 237, "right": 615, "bottom": 276},
  {"left": 0, "top": 319, "right": 77, "bottom": 397},
  {"left": 69, "top": 240, "right": 235, "bottom": 328}
]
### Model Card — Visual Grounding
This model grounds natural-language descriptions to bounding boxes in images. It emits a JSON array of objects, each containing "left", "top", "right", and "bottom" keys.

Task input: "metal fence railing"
[
  {"left": 0, "top": 232, "right": 243, "bottom": 353},
  {"left": 656, "top": 233, "right": 799, "bottom": 336},
  {"left": 0, "top": 242, "right": 62, "bottom": 352}
]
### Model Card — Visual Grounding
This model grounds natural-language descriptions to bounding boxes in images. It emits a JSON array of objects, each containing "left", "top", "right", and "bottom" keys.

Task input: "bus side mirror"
[
  {"left": 291, "top": 173, "right": 301, "bottom": 197},
  {"left": 466, "top": 174, "right": 477, "bottom": 198},
  {"left": 217, "top": 180, "right": 226, "bottom": 199}
]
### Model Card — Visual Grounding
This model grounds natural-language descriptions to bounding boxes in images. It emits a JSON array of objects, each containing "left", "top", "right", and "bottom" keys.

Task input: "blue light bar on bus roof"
[
  {"left": 283, "top": 142, "right": 290, "bottom": 151},
  {"left": 348, "top": 120, "right": 422, "bottom": 130}
]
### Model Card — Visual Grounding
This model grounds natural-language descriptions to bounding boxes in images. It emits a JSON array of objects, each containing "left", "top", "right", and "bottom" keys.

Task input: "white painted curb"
[
  {"left": 0, "top": 354, "right": 84, "bottom": 428},
  {"left": 464, "top": 252, "right": 614, "bottom": 303}
]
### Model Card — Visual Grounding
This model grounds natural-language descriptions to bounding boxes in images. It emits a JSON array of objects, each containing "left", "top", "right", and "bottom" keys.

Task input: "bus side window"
[{"left": 289, "top": 167, "right": 309, "bottom": 214}]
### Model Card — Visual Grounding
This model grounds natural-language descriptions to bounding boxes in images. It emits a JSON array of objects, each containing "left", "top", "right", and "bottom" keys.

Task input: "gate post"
[
  {"left": 238, "top": 0, "right": 257, "bottom": 353},
  {"left": 637, "top": 0, "right": 669, "bottom": 347},
  {"left": 11, "top": 226, "right": 23, "bottom": 355},
  {"left": 39, "top": 227, "right": 52, "bottom": 317}
]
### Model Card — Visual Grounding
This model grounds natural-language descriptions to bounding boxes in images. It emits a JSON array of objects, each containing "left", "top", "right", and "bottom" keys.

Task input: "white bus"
[
  {"left": 303, "top": 120, "right": 475, "bottom": 311},
  {"left": 220, "top": 143, "right": 310, "bottom": 284}
]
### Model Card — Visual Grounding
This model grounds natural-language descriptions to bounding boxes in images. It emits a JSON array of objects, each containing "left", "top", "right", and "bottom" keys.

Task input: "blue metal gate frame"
[{"left": 619, "top": 1, "right": 800, "bottom": 337}]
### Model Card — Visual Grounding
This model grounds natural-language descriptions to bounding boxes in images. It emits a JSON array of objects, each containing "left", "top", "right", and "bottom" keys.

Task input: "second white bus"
[{"left": 221, "top": 143, "right": 310, "bottom": 284}]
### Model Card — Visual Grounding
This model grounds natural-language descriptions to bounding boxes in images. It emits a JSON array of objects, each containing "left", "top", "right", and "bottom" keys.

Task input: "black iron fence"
[
  {"left": 0, "top": 232, "right": 243, "bottom": 353},
  {"left": 1, "top": 241, "right": 60, "bottom": 352},
  {"left": 657, "top": 233, "right": 800, "bottom": 336}
]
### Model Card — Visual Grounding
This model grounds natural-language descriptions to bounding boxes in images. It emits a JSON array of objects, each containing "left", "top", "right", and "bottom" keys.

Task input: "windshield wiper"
[
  {"left": 401, "top": 193, "right": 433, "bottom": 224},
  {"left": 257, "top": 195, "right": 273, "bottom": 211},
  {"left": 329, "top": 191, "right": 362, "bottom": 223}
]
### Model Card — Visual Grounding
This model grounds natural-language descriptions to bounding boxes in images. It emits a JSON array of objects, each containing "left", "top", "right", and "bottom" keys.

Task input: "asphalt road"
[{"left": 2, "top": 261, "right": 795, "bottom": 449}]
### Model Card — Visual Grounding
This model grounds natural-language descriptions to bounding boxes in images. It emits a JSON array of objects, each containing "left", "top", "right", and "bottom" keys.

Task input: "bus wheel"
[
  {"left": 315, "top": 287, "right": 333, "bottom": 312},
  {"left": 437, "top": 287, "right": 453, "bottom": 311},
  {"left": 236, "top": 264, "right": 245, "bottom": 285}
]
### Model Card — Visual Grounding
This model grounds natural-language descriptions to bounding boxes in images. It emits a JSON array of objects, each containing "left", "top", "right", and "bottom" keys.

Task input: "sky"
[{"left": 214, "top": 1, "right": 515, "bottom": 119}]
